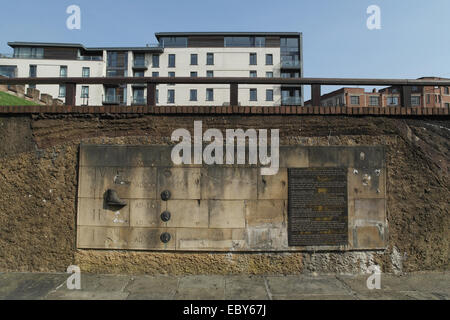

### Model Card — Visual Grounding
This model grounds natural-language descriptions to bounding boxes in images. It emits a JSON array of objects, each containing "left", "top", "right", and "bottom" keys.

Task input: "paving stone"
[
  {"left": 224, "top": 276, "right": 269, "bottom": 300},
  {"left": 0, "top": 273, "right": 66, "bottom": 300},
  {"left": 125, "top": 275, "right": 178, "bottom": 300},
  {"left": 266, "top": 275, "right": 350, "bottom": 296}
]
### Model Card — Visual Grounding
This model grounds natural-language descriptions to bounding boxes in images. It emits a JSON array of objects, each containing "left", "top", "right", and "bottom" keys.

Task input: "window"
[
  {"left": 350, "top": 96, "right": 360, "bottom": 105},
  {"left": 427, "top": 94, "right": 431, "bottom": 104},
  {"left": 266, "top": 54, "right": 273, "bottom": 65},
  {"left": 81, "top": 86, "right": 89, "bottom": 98},
  {"left": 190, "top": 89, "right": 197, "bottom": 101},
  {"left": 249, "top": 53, "right": 257, "bottom": 65},
  {"left": 445, "top": 87, "right": 449, "bottom": 95},
  {"left": 152, "top": 55, "right": 160, "bottom": 68},
  {"left": 190, "top": 54, "right": 198, "bottom": 65},
  {"left": 13, "top": 47, "right": 43, "bottom": 59},
  {"left": 249, "top": 71, "right": 257, "bottom": 78},
  {"left": 60, "top": 66, "right": 67, "bottom": 77},
  {"left": 58, "top": 85, "right": 66, "bottom": 98},
  {"left": 134, "top": 53, "right": 145, "bottom": 67},
  {"left": 369, "top": 96, "right": 379, "bottom": 106},
  {"left": 82, "top": 67, "right": 90, "bottom": 78},
  {"left": 134, "top": 71, "right": 144, "bottom": 77},
  {"left": 250, "top": 89, "right": 257, "bottom": 101},
  {"left": 206, "top": 70, "right": 214, "bottom": 77},
  {"left": 224, "top": 36, "right": 265, "bottom": 47},
  {"left": 168, "top": 54, "right": 176, "bottom": 67},
  {"left": 0, "top": 65, "right": 17, "bottom": 78},
  {"left": 411, "top": 96, "right": 421, "bottom": 106},
  {"left": 190, "top": 72, "right": 198, "bottom": 77},
  {"left": 266, "top": 89, "right": 274, "bottom": 101},
  {"left": 445, "top": 103, "right": 450, "bottom": 108},
  {"left": 159, "top": 37, "right": 187, "bottom": 48},
  {"left": 167, "top": 89, "right": 175, "bottom": 103},
  {"left": 133, "top": 88, "right": 145, "bottom": 104},
  {"left": 152, "top": 72, "right": 159, "bottom": 77},
  {"left": 206, "top": 88, "right": 214, "bottom": 101},
  {"left": 156, "top": 89, "right": 159, "bottom": 104},
  {"left": 387, "top": 96, "right": 399, "bottom": 105},
  {"left": 207, "top": 53, "right": 214, "bottom": 65},
  {"left": 266, "top": 72, "right": 273, "bottom": 78},
  {"left": 168, "top": 72, "right": 175, "bottom": 86},
  {"left": 29, "top": 65, "right": 37, "bottom": 78}
]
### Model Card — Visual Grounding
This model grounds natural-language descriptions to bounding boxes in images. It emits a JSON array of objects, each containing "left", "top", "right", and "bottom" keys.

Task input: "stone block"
[
  {"left": 339, "top": 146, "right": 386, "bottom": 169},
  {"left": 246, "top": 200, "right": 286, "bottom": 227},
  {"left": 308, "top": 147, "right": 340, "bottom": 167},
  {"left": 279, "top": 146, "right": 309, "bottom": 168},
  {"left": 77, "top": 226, "right": 131, "bottom": 249},
  {"left": 246, "top": 227, "right": 288, "bottom": 249},
  {"left": 157, "top": 168, "right": 201, "bottom": 200},
  {"left": 166, "top": 200, "right": 209, "bottom": 228},
  {"left": 353, "top": 226, "right": 386, "bottom": 249},
  {"left": 176, "top": 228, "right": 246, "bottom": 250},
  {"left": 129, "top": 200, "right": 161, "bottom": 227},
  {"left": 26, "top": 88, "right": 40, "bottom": 101},
  {"left": 257, "top": 169, "right": 288, "bottom": 199},
  {"left": 95, "top": 167, "right": 157, "bottom": 199},
  {"left": 201, "top": 167, "right": 257, "bottom": 200},
  {"left": 348, "top": 167, "right": 386, "bottom": 199},
  {"left": 128, "top": 227, "right": 176, "bottom": 250},
  {"left": 208, "top": 200, "right": 246, "bottom": 229},
  {"left": 78, "top": 166, "right": 96, "bottom": 198},
  {"left": 354, "top": 199, "right": 386, "bottom": 224},
  {"left": 77, "top": 198, "right": 130, "bottom": 227}
]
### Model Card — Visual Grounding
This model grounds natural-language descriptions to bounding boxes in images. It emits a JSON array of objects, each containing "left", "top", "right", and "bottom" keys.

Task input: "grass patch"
[{"left": 0, "top": 91, "right": 40, "bottom": 106}]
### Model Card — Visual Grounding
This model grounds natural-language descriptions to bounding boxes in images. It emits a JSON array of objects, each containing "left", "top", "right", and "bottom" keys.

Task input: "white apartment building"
[{"left": 0, "top": 32, "right": 303, "bottom": 106}]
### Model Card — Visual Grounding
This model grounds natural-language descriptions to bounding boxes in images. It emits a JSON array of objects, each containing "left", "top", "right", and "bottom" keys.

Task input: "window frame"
[
  {"left": 266, "top": 89, "right": 274, "bottom": 101},
  {"left": 190, "top": 54, "right": 198, "bottom": 66},
  {"left": 168, "top": 54, "right": 176, "bottom": 68},
  {"left": 167, "top": 89, "right": 175, "bottom": 104},
  {"left": 206, "top": 88, "right": 214, "bottom": 101},
  {"left": 190, "top": 89, "right": 198, "bottom": 101},
  {"left": 249, "top": 53, "right": 257, "bottom": 65},
  {"left": 250, "top": 88, "right": 257, "bottom": 101},
  {"left": 265, "top": 54, "right": 273, "bottom": 65},
  {"left": 206, "top": 53, "right": 214, "bottom": 65},
  {"left": 350, "top": 96, "right": 360, "bottom": 105}
]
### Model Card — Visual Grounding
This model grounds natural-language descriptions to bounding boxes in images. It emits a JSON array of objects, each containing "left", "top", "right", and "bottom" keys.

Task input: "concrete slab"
[
  {"left": 125, "top": 275, "right": 178, "bottom": 300},
  {"left": 266, "top": 275, "right": 350, "bottom": 296},
  {"left": 46, "top": 290, "right": 129, "bottom": 300},
  {"left": 175, "top": 275, "right": 225, "bottom": 300},
  {"left": 0, "top": 273, "right": 66, "bottom": 300},
  {"left": 224, "top": 276, "right": 269, "bottom": 300}
]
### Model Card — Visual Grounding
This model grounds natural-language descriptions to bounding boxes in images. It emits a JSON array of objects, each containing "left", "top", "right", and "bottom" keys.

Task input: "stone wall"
[{"left": 0, "top": 114, "right": 448, "bottom": 275}]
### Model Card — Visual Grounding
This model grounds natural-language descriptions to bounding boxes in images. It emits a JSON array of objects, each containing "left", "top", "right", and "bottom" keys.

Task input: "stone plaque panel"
[{"left": 288, "top": 168, "right": 348, "bottom": 246}]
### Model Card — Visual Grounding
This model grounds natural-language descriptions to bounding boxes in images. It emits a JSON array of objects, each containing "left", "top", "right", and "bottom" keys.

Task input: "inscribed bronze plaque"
[{"left": 288, "top": 168, "right": 348, "bottom": 246}]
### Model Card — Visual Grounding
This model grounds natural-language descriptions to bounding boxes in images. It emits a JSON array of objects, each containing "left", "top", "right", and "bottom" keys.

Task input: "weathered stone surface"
[
  {"left": 166, "top": 200, "right": 209, "bottom": 228},
  {"left": 129, "top": 200, "right": 161, "bottom": 227},
  {"left": 176, "top": 228, "right": 246, "bottom": 250},
  {"left": 348, "top": 167, "right": 386, "bottom": 199},
  {"left": 354, "top": 199, "right": 386, "bottom": 224},
  {"left": 201, "top": 167, "right": 258, "bottom": 200},
  {"left": 158, "top": 168, "right": 201, "bottom": 200},
  {"left": 257, "top": 169, "right": 288, "bottom": 200},
  {"left": 353, "top": 226, "right": 386, "bottom": 249},
  {"left": 279, "top": 146, "right": 309, "bottom": 168},
  {"left": 246, "top": 200, "right": 286, "bottom": 227},
  {"left": 209, "top": 200, "right": 246, "bottom": 229},
  {"left": 78, "top": 198, "right": 130, "bottom": 227}
]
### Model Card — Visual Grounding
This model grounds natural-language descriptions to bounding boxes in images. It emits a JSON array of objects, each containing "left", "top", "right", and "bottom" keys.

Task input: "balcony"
[
  {"left": 281, "top": 96, "right": 302, "bottom": 106},
  {"left": 132, "top": 60, "right": 149, "bottom": 70},
  {"left": 132, "top": 97, "right": 147, "bottom": 105},
  {"left": 0, "top": 53, "right": 103, "bottom": 61},
  {"left": 281, "top": 60, "right": 301, "bottom": 69},
  {"left": 102, "top": 95, "right": 126, "bottom": 105}
]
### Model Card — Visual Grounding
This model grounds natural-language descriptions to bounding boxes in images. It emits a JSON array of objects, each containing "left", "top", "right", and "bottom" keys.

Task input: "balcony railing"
[
  {"left": 1, "top": 76, "right": 450, "bottom": 108},
  {"left": 102, "top": 95, "right": 125, "bottom": 105},
  {"left": 281, "top": 60, "right": 301, "bottom": 69},
  {"left": 132, "top": 97, "right": 147, "bottom": 105},
  {"left": 0, "top": 53, "right": 103, "bottom": 61},
  {"left": 133, "top": 60, "right": 149, "bottom": 69},
  {"left": 281, "top": 97, "right": 302, "bottom": 106}
]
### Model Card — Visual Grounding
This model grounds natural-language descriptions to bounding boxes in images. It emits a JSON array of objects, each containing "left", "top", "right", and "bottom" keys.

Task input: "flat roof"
[
  {"left": 7, "top": 42, "right": 163, "bottom": 53},
  {"left": 155, "top": 32, "right": 301, "bottom": 39}
]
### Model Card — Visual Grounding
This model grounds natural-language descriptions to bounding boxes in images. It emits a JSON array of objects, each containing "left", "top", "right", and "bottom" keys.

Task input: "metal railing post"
[
  {"left": 230, "top": 83, "right": 238, "bottom": 106},
  {"left": 311, "top": 84, "right": 321, "bottom": 106},
  {"left": 65, "top": 82, "right": 76, "bottom": 106},
  {"left": 147, "top": 83, "right": 156, "bottom": 107},
  {"left": 401, "top": 85, "right": 412, "bottom": 108}
]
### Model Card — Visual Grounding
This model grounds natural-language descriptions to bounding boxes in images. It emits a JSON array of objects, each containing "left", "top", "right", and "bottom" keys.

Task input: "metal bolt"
[
  {"left": 161, "top": 190, "right": 171, "bottom": 201},
  {"left": 160, "top": 211, "right": 171, "bottom": 222},
  {"left": 160, "top": 232, "right": 171, "bottom": 243}
]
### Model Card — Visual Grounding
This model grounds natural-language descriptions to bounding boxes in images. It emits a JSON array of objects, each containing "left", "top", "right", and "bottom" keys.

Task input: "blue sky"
[{"left": 0, "top": 0, "right": 448, "bottom": 98}]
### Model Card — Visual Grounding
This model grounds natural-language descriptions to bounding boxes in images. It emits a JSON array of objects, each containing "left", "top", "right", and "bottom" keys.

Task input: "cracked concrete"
[{"left": 0, "top": 271, "right": 447, "bottom": 300}]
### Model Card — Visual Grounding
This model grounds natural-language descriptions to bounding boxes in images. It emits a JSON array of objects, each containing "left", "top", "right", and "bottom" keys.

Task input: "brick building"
[{"left": 305, "top": 77, "right": 450, "bottom": 108}]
